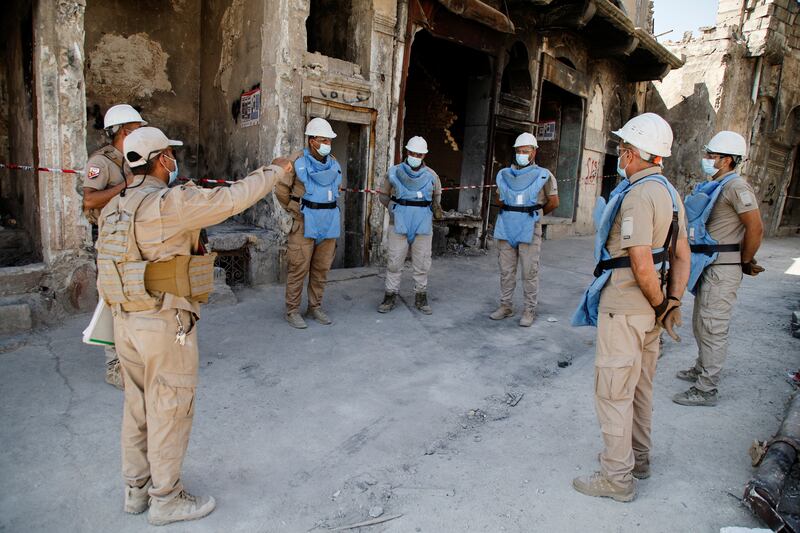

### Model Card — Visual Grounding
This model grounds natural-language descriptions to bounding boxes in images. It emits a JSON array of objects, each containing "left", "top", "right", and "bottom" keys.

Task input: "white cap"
[
  {"left": 304, "top": 117, "right": 337, "bottom": 138},
  {"left": 123, "top": 127, "right": 183, "bottom": 168},
  {"left": 612, "top": 113, "right": 673, "bottom": 158},
  {"left": 705, "top": 131, "right": 747, "bottom": 157},
  {"left": 513, "top": 132, "right": 538, "bottom": 148},
  {"left": 405, "top": 136, "right": 428, "bottom": 154},
  {"left": 104, "top": 104, "right": 147, "bottom": 129}
]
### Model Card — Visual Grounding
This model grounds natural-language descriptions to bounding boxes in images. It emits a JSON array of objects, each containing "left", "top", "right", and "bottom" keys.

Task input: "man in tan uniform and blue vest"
[
  {"left": 275, "top": 117, "right": 341, "bottom": 329},
  {"left": 377, "top": 136, "right": 443, "bottom": 315},
  {"left": 83, "top": 104, "right": 146, "bottom": 390},
  {"left": 571, "top": 113, "right": 691, "bottom": 502},
  {"left": 673, "top": 131, "right": 763, "bottom": 407},
  {"left": 490, "top": 132, "right": 559, "bottom": 327},
  {"left": 96, "top": 126, "right": 291, "bottom": 525}
]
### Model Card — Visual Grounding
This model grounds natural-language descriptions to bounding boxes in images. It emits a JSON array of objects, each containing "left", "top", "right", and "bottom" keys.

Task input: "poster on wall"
[
  {"left": 240, "top": 88, "right": 261, "bottom": 128},
  {"left": 536, "top": 121, "right": 557, "bottom": 142}
]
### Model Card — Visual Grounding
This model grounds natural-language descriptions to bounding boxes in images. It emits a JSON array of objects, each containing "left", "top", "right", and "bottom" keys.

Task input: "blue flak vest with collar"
[
  {"left": 389, "top": 162, "right": 435, "bottom": 243},
  {"left": 685, "top": 173, "right": 741, "bottom": 294},
  {"left": 571, "top": 174, "right": 680, "bottom": 327},
  {"left": 493, "top": 165, "right": 551, "bottom": 248},
  {"left": 294, "top": 148, "right": 343, "bottom": 243}
]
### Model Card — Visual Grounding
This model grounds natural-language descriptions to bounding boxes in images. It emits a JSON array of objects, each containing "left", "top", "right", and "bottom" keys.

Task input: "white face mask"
[
  {"left": 316, "top": 142, "right": 331, "bottom": 157},
  {"left": 701, "top": 158, "right": 717, "bottom": 176},
  {"left": 407, "top": 156, "right": 423, "bottom": 169},
  {"left": 515, "top": 153, "right": 530, "bottom": 167}
]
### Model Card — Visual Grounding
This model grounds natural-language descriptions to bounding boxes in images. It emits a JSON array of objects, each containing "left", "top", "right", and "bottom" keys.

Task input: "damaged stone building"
[
  {"left": 0, "top": 0, "right": 681, "bottom": 330},
  {"left": 649, "top": 0, "right": 800, "bottom": 236}
]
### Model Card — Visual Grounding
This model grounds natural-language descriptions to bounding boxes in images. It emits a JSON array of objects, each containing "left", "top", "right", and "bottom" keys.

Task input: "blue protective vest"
[
  {"left": 493, "top": 165, "right": 551, "bottom": 248},
  {"left": 685, "top": 173, "right": 740, "bottom": 294},
  {"left": 389, "top": 162, "right": 435, "bottom": 243},
  {"left": 294, "top": 149, "right": 342, "bottom": 243},
  {"left": 571, "top": 174, "right": 680, "bottom": 327}
]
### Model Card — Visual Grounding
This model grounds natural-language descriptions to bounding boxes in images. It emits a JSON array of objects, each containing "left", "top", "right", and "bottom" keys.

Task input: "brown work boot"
[
  {"left": 147, "top": 490, "right": 216, "bottom": 526},
  {"left": 573, "top": 472, "right": 636, "bottom": 502},
  {"left": 378, "top": 292, "right": 396, "bottom": 313},
  {"left": 124, "top": 479, "right": 152, "bottom": 514},
  {"left": 415, "top": 292, "right": 432, "bottom": 315},
  {"left": 519, "top": 308, "right": 536, "bottom": 327},
  {"left": 489, "top": 305, "right": 513, "bottom": 320},
  {"left": 676, "top": 367, "right": 700, "bottom": 382},
  {"left": 306, "top": 307, "right": 332, "bottom": 325},
  {"left": 285, "top": 312, "right": 308, "bottom": 329},
  {"left": 672, "top": 386, "right": 718, "bottom": 406},
  {"left": 106, "top": 358, "right": 124, "bottom": 390}
]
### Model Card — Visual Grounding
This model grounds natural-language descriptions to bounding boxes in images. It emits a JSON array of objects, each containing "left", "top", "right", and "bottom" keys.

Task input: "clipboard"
[{"left": 82, "top": 300, "right": 115, "bottom": 347}]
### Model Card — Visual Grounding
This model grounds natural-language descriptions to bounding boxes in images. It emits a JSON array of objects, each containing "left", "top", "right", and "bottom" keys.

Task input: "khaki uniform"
[
  {"left": 274, "top": 154, "right": 336, "bottom": 314},
  {"left": 97, "top": 166, "right": 282, "bottom": 502},
  {"left": 595, "top": 167, "right": 687, "bottom": 485},
  {"left": 496, "top": 167, "right": 558, "bottom": 311},
  {"left": 380, "top": 169, "right": 442, "bottom": 294},
  {"left": 691, "top": 171, "right": 757, "bottom": 393},
  {"left": 83, "top": 145, "right": 132, "bottom": 224},
  {"left": 84, "top": 145, "right": 132, "bottom": 365}
]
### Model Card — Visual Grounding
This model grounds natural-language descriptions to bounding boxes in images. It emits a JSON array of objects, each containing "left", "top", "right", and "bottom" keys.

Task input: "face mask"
[
  {"left": 407, "top": 156, "right": 423, "bottom": 169},
  {"left": 316, "top": 142, "right": 331, "bottom": 157},
  {"left": 163, "top": 154, "right": 179, "bottom": 185},
  {"left": 515, "top": 153, "right": 530, "bottom": 167},
  {"left": 701, "top": 158, "right": 717, "bottom": 176},
  {"left": 617, "top": 151, "right": 628, "bottom": 179}
]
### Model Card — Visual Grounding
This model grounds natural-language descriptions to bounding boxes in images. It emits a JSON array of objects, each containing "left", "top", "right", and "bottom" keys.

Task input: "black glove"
[
  {"left": 742, "top": 259, "right": 765, "bottom": 276},
  {"left": 653, "top": 296, "right": 682, "bottom": 342}
]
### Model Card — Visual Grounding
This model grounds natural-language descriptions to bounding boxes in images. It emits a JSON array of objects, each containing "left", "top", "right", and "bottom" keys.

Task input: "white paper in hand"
[{"left": 82, "top": 300, "right": 115, "bottom": 347}]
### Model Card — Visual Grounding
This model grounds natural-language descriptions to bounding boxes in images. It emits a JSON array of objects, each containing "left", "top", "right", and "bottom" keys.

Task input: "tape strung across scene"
[{"left": 0, "top": 162, "right": 618, "bottom": 195}]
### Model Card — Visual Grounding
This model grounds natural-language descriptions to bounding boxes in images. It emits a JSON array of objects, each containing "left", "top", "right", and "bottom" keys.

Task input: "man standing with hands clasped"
[{"left": 571, "top": 113, "right": 691, "bottom": 502}]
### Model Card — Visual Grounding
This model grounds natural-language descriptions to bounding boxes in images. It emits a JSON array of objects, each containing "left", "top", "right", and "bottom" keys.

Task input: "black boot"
[
  {"left": 378, "top": 292, "right": 396, "bottom": 313},
  {"left": 415, "top": 292, "right": 432, "bottom": 315}
]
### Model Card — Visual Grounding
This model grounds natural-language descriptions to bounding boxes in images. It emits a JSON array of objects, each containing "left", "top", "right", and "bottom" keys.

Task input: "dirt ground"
[{"left": 1, "top": 236, "right": 798, "bottom": 532}]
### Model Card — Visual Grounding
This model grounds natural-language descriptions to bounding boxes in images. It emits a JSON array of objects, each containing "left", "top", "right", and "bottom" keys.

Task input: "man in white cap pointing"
[{"left": 95, "top": 126, "right": 292, "bottom": 525}]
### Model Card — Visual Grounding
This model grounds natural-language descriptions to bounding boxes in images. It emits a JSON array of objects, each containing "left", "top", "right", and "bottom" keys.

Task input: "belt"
[
  {"left": 690, "top": 243, "right": 741, "bottom": 255},
  {"left": 500, "top": 204, "right": 544, "bottom": 216},
  {"left": 593, "top": 249, "right": 669, "bottom": 278},
  {"left": 301, "top": 198, "right": 337, "bottom": 209},
  {"left": 391, "top": 196, "right": 432, "bottom": 207}
]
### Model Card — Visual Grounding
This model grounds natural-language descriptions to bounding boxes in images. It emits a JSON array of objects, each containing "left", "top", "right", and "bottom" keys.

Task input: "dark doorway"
[
  {"left": 0, "top": 1, "right": 40, "bottom": 266},
  {"left": 536, "top": 81, "right": 585, "bottom": 220},
  {"left": 601, "top": 153, "right": 619, "bottom": 201},
  {"left": 779, "top": 147, "right": 800, "bottom": 229},
  {"left": 402, "top": 31, "right": 493, "bottom": 214},
  {"left": 330, "top": 120, "right": 368, "bottom": 268},
  {"left": 306, "top": 0, "right": 354, "bottom": 62}
]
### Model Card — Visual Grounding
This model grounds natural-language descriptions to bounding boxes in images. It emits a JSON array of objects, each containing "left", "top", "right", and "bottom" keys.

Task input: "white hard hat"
[
  {"left": 513, "top": 132, "right": 538, "bottom": 148},
  {"left": 104, "top": 104, "right": 147, "bottom": 129},
  {"left": 405, "top": 136, "right": 428, "bottom": 154},
  {"left": 612, "top": 113, "right": 673, "bottom": 157},
  {"left": 705, "top": 131, "right": 747, "bottom": 157},
  {"left": 123, "top": 127, "right": 183, "bottom": 168},
  {"left": 304, "top": 117, "right": 337, "bottom": 138}
]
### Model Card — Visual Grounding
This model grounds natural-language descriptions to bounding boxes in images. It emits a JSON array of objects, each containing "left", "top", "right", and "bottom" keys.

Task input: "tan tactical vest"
[{"left": 96, "top": 187, "right": 216, "bottom": 312}]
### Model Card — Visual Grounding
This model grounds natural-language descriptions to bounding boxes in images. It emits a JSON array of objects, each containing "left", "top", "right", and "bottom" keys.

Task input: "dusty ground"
[{"left": 1, "top": 236, "right": 798, "bottom": 533}]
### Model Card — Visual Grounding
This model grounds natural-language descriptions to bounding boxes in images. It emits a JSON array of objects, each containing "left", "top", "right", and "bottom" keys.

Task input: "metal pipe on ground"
[{"left": 743, "top": 393, "right": 800, "bottom": 532}]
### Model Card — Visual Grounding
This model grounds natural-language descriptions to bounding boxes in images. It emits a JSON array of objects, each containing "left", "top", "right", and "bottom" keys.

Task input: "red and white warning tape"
[{"left": 2, "top": 162, "right": 618, "bottom": 194}]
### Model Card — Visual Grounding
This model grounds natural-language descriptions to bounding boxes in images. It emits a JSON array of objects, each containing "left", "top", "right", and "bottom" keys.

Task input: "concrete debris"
[{"left": 368, "top": 505, "right": 383, "bottom": 518}]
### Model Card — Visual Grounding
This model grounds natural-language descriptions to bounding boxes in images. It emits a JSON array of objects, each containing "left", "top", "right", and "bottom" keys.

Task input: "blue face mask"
[
  {"left": 515, "top": 153, "right": 530, "bottom": 167},
  {"left": 701, "top": 158, "right": 717, "bottom": 176},
  {"left": 164, "top": 154, "right": 179, "bottom": 185},
  {"left": 617, "top": 150, "right": 628, "bottom": 179},
  {"left": 407, "top": 156, "right": 423, "bottom": 169},
  {"left": 317, "top": 142, "right": 331, "bottom": 157}
]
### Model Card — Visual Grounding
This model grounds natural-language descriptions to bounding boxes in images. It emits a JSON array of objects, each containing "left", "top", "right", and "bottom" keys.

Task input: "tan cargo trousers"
[
  {"left": 595, "top": 312, "right": 660, "bottom": 484},
  {"left": 285, "top": 219, "right": 336, "bottom": 314},
  {"left": 497, "top": 225, "right": 542, "bottom": 311},
  {"left": 115, "top": 306, "right": 198, "bottom": 502},
  {"left": 385, "top": 226, "right": 432, "bottom": 294},
  {"left": 691, "top": 264, "right": 743, "bottom": 393}
]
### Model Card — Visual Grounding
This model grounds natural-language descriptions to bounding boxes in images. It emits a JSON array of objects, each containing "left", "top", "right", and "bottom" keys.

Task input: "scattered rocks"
[{"left": 369, "top": 505, "right": 384, "bottom": 518}]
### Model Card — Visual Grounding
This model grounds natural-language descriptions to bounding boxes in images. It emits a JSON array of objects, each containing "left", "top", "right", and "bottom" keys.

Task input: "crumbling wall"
[{"left": 84, "top": 0, "right": 202, "bottom": 174}]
